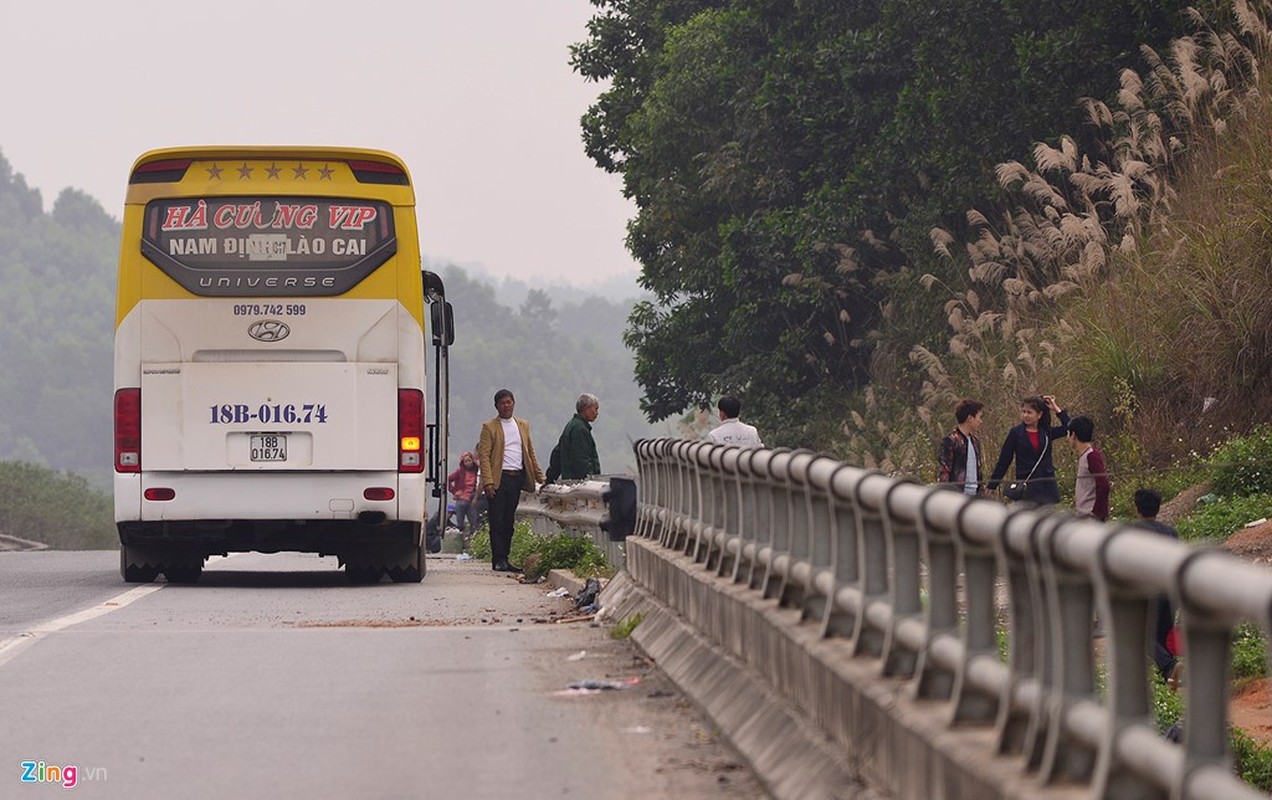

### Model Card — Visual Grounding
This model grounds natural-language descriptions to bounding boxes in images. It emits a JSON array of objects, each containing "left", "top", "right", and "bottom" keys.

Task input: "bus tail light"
[
  {"left": 130, "top": 159, "right": 192, "bottom": 184},
  {"left": 348, "top": 160, "right": 409, "bottom": 186},
  {"left": 145, "top": 488, "right": 175, "bottom": 501},
  {"left": 398, "top": 389, "right": 424, "bottom": 473},
  {"left": 364, "top": 488, "right": 395, "bottom": 501},
  {"left": 115, "top": 388, "right": 141, "bottom": 473}
]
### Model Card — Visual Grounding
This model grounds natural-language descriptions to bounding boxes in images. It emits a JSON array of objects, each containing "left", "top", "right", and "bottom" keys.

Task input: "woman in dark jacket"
[{"left": 988, "top": 395, "right": 1070, "bottom": 504}]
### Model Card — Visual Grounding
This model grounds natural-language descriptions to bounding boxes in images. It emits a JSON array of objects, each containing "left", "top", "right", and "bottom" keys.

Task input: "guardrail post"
[
  {"left": 733, "top": 449, "right": 763, "bottom": 585},
  {"left": 632, "top": 440, "right": 653, "bottom": 540},
  {"left": 823, "top": 464, "right": 863, "bottom": 640},
  {"left": 699, "top": 444, "right": 725, "bottom": 570},
  {"left": 713, "top": 447, "right": 742, "bottom": 578},
  {"left": 686, "top": 441, "right": 711, "bottom": 564},
  {"left": 1178, "top": 550, "right": 1237, "bottom": 793},
  {"left": 799, "top": 456, "right": 838, "bottom": 625},
  {"left": 671, "top": 440, "right": 691, "bottom": 551},
  {"left": 949, "top": 499, "right": 1002, "bottom": 724},
  {"left": 850, "top": 471, "right": 890, "bottom": 658},
  {"left": 759, "top": 450, "right": 795, "bottom": 601},
  {"left": 881, "top": 479, "right": 922, "bottom": 678},
  {"left": 745, "top": 449, "right": 778, "bottom": 591},
  {"left": 995, "top": 507, "right": 1049, "bottom": 765},
  {"left": 915, "top": 489, "right": 961, "bottom": 700},
  {"left": 779, "top": 451, "right": 817, "bottom": 609},
  {"left": 1038, "top": 517, "right": 1098, "bottom": 785},
  {"left": 1090, "top": 524, "right": 1164, "bottom": 800}
]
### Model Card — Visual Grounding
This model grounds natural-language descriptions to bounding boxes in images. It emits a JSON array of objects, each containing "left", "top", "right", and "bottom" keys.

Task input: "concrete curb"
[
  {"left": 599, "top": 570, "right": 874, "bottom": 800},
  {"left": 546, "top": 568, "right": 587, "bottom": 596}
]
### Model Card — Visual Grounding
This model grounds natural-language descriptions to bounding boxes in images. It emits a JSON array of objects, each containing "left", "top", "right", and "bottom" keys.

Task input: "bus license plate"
[{"left": 250, "top": 434, "right": 287, "bottom": 462}]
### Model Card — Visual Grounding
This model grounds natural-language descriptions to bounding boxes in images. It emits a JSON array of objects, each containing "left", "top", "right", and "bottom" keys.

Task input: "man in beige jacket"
[{"left": 476, "top": 389, "right": 546, "bottom": 572}]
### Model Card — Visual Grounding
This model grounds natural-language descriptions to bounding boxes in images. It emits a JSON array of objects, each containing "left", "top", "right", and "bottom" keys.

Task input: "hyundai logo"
[{"left": 248, "top": 320, "right": 291, "bottom": 342}]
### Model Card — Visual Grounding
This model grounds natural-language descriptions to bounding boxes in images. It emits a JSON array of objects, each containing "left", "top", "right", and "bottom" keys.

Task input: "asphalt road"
[{"left": 0, "top": 551, "right": 766, "bottom": 800}]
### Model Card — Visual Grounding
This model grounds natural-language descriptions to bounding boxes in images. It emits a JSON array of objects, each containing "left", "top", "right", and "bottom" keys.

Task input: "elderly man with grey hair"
[{"left": 547, "top": 393, "right": 601, "bottom": 482}]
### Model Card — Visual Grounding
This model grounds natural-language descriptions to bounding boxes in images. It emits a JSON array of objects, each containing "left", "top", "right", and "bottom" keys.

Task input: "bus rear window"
[{"left": 140, "top": 196, "right": 396, "bottom": 297}]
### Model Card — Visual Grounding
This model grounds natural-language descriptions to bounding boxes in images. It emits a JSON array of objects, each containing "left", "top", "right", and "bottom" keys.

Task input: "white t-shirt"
[
  {"left": 707, "top": 419, "right": 763, "bottom": 448},
  {"left": 964, "top": 437, "right": 979, "bottom": 495},
  {"left": 500, "top": 417, "right": 523, "bottom": 470}
]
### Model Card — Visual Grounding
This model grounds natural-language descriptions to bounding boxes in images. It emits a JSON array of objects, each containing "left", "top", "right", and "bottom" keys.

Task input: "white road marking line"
[{"left": 0, "top": 583, "right": 165, "bottom": 667}]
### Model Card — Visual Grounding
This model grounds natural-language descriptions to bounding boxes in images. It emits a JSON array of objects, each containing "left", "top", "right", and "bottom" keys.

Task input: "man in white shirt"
[
  {"left": 706, "top": 396, "right": 764, "bottom": 448},
  {"left": 477, "top": 389, "right": 546, "bottom": 572}
]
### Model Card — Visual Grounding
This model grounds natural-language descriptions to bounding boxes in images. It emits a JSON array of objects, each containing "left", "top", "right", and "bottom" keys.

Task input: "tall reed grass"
[{"left": 843, "top": 0, "right": 1272, "bottom": 486}]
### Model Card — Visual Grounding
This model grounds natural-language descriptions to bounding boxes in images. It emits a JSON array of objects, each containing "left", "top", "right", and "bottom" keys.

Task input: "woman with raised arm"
[{"left": 987, "top": 394, "right": 1071, "bottom": 505}]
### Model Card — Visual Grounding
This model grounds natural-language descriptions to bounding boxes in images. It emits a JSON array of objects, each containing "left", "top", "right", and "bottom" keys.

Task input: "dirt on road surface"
[{"left": 416, "top": 556, "right": 768, "bottom": 799}]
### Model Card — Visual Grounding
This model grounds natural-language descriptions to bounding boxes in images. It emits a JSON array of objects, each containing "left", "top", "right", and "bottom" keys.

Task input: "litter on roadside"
[
  {"left": 553, "top": 687, "right": 603, "bottom": 697},
  {"left": 574, "top": 577, "right": 602, "bottom": 608},
  {"left": 455, "top": 553, "right": 472, "bottom": 561},
  {"left": 546, "top": 586, "right": 571, "bottom": 597},
  {"left": 567, "top": 677, "right": 642, "bottom": 691},
  {"left": 567, "top": 650, "right": 587, "bottom": 661}
]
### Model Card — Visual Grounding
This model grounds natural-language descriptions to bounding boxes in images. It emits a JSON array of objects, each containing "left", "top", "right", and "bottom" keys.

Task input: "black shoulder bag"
[{"left": 1004, "top": 432, "right": 1047, "bottom": 502}]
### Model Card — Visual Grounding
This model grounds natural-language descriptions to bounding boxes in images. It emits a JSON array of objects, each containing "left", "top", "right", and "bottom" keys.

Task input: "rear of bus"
[{"left": 114, "top": 147, "right": 434, "bottom": 584}]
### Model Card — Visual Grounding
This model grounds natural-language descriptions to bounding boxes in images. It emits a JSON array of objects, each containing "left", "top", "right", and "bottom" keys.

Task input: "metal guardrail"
[
  {"left": 515, "top": 478, "right": 625, "bottom": 569},
  {"left": 631, "top": 437, "right": 1272, "bottom": 799},
  {"left": 0, "top": 534, "right": 49, "bottom": 552}
]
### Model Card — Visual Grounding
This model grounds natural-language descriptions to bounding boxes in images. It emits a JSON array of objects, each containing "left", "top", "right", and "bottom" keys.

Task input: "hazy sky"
[{"left": 1, "top": 0, "right": 639, "bottom": 286}]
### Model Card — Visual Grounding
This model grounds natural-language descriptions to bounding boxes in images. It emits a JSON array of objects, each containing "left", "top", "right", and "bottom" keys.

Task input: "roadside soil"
[{"left": 1183, "top": 496, "right": 1272, "bottom": 747}]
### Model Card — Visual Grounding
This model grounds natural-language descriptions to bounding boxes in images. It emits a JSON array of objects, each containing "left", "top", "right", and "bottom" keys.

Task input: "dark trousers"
[
  {"left": 1151, "top": 595, "right": 1178, "bottom": 680},
  {"left": 488, "top": 471, "right": 524, "bottom": 565}
]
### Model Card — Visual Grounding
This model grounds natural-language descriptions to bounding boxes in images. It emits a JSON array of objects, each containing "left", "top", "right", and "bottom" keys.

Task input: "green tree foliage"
[
  {"left": 0, "top": 151, "right": 118, "bottom": 487},
  {"left": 0, "top": 461, "right": 114, "bottom": 549},
  {"left": 573, "top": 0, "right": 1197, "bottom": 445}
]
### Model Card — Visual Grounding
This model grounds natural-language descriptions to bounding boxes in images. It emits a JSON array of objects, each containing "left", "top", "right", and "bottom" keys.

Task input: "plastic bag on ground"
[{"left": 575, "top": 577, "right": 601, "bottom": 608}]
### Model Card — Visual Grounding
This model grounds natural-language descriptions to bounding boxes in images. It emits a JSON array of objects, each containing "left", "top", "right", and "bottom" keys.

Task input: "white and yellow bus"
[{"left": 113, "top": 146, "right": 452, "bottom": 583}]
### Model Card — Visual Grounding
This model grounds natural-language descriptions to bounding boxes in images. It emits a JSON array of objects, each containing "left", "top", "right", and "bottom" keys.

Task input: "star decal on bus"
[
  {"left": 206, "top": 164, "right": 224, "bottom": 180},
  {"left": 293, "top": 163, "right": 309, "bottom": 180},
  {"left": 237, "top": 163, "right": 254, "bottom": 180},
  {"left": 318, "top": 164, "right": 335, "bottom": 181},
  {"left": 265, "top": 163, "right": 282, "bottom": 179}
]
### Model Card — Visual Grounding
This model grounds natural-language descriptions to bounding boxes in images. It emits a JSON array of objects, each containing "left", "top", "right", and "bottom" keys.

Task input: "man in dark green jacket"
[{"left": 548, "top": 393, "right": 601, "bottom": 481}]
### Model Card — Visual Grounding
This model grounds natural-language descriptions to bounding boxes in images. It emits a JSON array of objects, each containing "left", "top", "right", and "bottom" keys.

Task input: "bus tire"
[
  {"left": 120, "top": 546, "right": 159, "bottom": 583},
  {"left": 346, "top": 564, "right": 383, "bottom": 584},
  {"left": 164, "top": 561, "right": 203, "bottom": 584}
]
